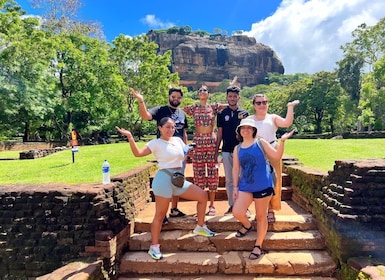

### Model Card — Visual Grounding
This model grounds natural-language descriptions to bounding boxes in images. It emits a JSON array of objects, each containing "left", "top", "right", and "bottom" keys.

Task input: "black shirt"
[
  {"left": 217, "top": 106, "right": 249, "bottom": 152},
  {"left": 148, "top": 106, "right": 188, "bottom": 140}
]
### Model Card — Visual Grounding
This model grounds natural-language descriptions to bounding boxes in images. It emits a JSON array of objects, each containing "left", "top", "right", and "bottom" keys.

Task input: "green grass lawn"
[
  {"left": 284, "top": 138, "right": 385, "bottom": 172},
  {"left": 0, "top": 142, "right": 154, "bottom": 184},
  {"left": 0, "top": 138, "right": 384, "bottom": 184}
]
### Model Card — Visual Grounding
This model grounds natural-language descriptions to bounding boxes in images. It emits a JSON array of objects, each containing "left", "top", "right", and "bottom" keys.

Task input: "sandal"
[
  {"left": 235, "top": 224, "right": 252, "bottom": 238},
  {"left": 267, "top": 210, "right": 276, "bottom": 224},
  {"left": 248, "top": 245, "right": 268, "bottom": 260}
]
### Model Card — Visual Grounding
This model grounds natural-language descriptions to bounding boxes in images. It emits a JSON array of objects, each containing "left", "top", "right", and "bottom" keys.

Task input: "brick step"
[
  {"left": 119, "top": 250, "right": 336, "bottom": 277},
  {"left": 128, "top": 229, "right": 325, "bottom": 252},
  {"left": 120, "top": 277, "right": 336, "bottom": 280},
  {"left": 134, "top": 200, "right": 315, "bottom": 233}
]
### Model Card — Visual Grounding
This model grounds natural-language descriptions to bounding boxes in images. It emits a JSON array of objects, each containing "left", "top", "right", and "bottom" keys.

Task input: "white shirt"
[
  {"left": 146, "top": 137, "right": 186, "bottom": 169},
  {"left": 247, "top": 114, "right": 277, "bottom": 147}
]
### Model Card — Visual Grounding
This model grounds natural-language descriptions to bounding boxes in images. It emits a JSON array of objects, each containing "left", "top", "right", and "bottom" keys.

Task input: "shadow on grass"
[{"left": 50, "top": 163, "right": 71, "bottom": 168}]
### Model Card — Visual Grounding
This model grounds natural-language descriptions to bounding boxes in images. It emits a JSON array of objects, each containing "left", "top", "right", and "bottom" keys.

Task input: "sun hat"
[{"left": 236, "top": 118, "right": 257, "bottom": 135}]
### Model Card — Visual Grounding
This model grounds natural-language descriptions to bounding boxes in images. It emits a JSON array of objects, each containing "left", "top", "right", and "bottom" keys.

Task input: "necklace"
[{"left": 168, "top": 106, "right": 179, "bottom": 121}]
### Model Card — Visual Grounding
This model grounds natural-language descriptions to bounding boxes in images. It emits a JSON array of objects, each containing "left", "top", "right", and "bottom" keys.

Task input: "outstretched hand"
[
  {"left": 281, "top": 130, "right": 295, "bottom": 142},
  {"left": 116, "top": 126, "right": 133, "bottom": 139},
  {"left": 129, "top": 88, "right": 144, "bottom": 102},
  {"left": 288, "top": 100, "right": 300, "bottom": 107},
  {"left": 229, "top": 76, "right": 238, "bottom": 86}
]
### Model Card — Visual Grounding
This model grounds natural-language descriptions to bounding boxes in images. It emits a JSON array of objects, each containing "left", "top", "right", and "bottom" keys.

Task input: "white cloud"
[
  {"left": 141, "top": 14, "right": 174, "bottom": 29},
  {"left": 244, "top": 0, "right": 385, "bottom": 74}
]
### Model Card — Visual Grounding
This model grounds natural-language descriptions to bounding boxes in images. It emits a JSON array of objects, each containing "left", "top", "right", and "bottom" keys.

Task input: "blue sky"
[{"left": 16, "top": 0, "right": 385, "bottom": 74}]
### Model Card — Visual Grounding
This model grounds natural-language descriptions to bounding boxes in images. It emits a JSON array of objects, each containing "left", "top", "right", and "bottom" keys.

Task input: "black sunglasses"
[
  {"left": 198, "top": 89, "right": 208, "bottom": 92},
  {"left": 254, "top": 101, "right": 268, "bottom": 105}
]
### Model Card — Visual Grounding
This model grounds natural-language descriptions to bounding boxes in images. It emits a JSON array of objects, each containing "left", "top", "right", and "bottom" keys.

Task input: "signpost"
[{"left": 71, "top": 129, "right": 79, "bottom": 163}]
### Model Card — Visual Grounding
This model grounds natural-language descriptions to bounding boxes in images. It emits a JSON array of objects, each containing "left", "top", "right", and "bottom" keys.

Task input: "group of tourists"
[{"left": 116, "top": 77, "right": 299, "bottom": 261}]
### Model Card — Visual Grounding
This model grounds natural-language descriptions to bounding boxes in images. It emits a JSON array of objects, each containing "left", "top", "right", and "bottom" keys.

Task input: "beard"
[{"left": 169, "top": 100, "right": 181, "bottom": 107}]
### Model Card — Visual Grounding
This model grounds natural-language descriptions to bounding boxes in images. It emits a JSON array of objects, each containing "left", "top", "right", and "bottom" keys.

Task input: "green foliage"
[{"left": 1, "top": 2, "right": 385, "bottom": 142}]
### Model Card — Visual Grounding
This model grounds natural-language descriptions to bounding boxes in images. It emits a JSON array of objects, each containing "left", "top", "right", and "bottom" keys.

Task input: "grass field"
[
  {"left": 284, "top": 138, "right": 385, "bottom": 172},
  {"left": 0, "top": 142, "right": 154, "bottom": 184},
  {"left": 0, "top": 138, "right": 384, "bottom": 184}
]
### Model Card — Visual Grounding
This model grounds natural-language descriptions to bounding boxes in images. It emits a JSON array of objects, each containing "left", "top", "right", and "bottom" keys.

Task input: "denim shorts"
[
  {"left": 151, "top": 169, "right": 192, "bottom": 198},
  {"left": 252, "top": 187, "right": 275, "bottom": 199}
]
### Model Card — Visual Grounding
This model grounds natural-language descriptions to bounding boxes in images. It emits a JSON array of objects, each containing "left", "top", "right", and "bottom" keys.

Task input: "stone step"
[
  {"left": 120, "top": 277, "right": 336, "bottom": 280},
  {"left": 128, "top": 230, "right": 325, "bottom": 253},
  {"left": 119, "top": 250, "right": 336, "bottom": 277},
  {"left": 134, "top": 200, "right": 316, "bottom": 233}
]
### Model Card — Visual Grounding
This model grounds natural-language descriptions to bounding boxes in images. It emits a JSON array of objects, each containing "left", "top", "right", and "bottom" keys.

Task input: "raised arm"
[
  {"left": 130, "top": 88, "right": 153, "bottom": 121},
  {"left": 115, "top": 126, "right": 152, "bottom": 157},
  {"left": 229, "top": 76, "right": 238, "bottom": 86},
  {"left": 274, "top": 100, "right": 300, "bottom": 128}
]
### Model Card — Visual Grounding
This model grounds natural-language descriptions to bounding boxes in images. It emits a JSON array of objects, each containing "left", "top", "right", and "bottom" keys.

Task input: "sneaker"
[
  {"left": 193, "top": 224, "right": 215, "bottom": 237},
  {"left": 163, "top": 216, "right": 169, "bottom": 225},
  {"left": 206, "top": 206, "right": 216, "bottom": 216},
  {"left": 169, "top": 207, "right": 186, "bottom": 217},
  {"left": 224, "top": 206, "right": 233, "bottom": 215},
  {"left": 148, "top": 245, "right": 163, "bottom": 260}
]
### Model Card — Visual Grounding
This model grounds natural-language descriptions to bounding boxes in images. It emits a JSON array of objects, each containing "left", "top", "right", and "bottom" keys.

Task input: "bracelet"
[{"left": 139, "top": 101, "right": 144, "bottom": 103}]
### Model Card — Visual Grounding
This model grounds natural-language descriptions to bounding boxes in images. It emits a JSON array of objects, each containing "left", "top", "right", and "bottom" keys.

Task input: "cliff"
[{"left": 147, "top": 31, "right": 284, "bottom": 88}]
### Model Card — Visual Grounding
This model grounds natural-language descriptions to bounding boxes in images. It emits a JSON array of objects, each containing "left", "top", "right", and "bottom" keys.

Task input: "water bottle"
[{"left": 102, "top": 160, "right": 110, "bottom": 184}]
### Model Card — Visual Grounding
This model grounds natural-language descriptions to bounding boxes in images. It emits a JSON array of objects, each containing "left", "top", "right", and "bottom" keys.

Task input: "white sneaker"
[
  {"left": 193, "top": 224, "right": 215, "bottom": 237},
  {"left": 148, "top": 245, "right": 163, "bottom": 260}
]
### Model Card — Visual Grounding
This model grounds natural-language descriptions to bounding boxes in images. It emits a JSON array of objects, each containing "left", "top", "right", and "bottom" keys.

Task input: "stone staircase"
[{"left": 118, "top": 163, "right": 337, "bottom": 279}]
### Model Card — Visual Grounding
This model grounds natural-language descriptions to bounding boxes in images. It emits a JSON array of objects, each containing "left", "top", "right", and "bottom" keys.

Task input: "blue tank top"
[{"left": 238, "top": 142, "right": 273, "bottom": 192}]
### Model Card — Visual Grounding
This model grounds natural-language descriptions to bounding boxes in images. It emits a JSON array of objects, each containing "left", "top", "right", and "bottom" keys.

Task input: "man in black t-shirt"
[
  {"left": 216, "top": 85, "right": 249, "bottom": 215},
  {"left": 130, "top": 87, "right": 188, "bottom": 221}
]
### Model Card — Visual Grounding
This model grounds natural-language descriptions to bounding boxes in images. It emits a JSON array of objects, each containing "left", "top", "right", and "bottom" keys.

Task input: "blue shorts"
[
  {"left": 152, "top": 169, "right": 192, "bottom": 198},
  {"left": 252, "top": 187, "right": 274, "bottom": 199}
]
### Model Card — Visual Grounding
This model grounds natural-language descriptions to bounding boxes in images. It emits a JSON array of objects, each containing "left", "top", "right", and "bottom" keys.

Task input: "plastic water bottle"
[{"left": 102, "top": 160, "right": 110, "bottom": 184}]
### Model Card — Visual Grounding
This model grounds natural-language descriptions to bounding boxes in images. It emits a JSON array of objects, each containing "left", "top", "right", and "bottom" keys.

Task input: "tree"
[
  {"left": 0, "top": 1, "right": 58, "bottom": 140},
  {"left": 110, "top": 35, "right": 179, "bottom": 137},
  {"left": 46, "top": 32, "right": 125, "bottom": 139},
  {"left": 30, "top": 0, "right": 103, "bottom": 38}
]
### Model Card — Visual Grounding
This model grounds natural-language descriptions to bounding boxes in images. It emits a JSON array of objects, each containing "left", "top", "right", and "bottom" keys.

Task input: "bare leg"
[
  {"left": 254, "top": 195, "right": 272, "bottom": 246},
  {"left": 151, "top": 195, "right": 170, "bottom": 245},
  {"left": 232, "top": 191, "right": 253, "bottom": 228},
  {"left": 179, "top": 184, "right": 207, "bottom": 226},
  {"left": 171, "top": 195, "right": 179, "bottom": 209},
  {"left": 208, "top": 191, "right": 216, "bottom": 208}
]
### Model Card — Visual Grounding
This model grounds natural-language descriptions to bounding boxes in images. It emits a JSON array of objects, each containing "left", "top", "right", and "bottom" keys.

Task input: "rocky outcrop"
[{"left": 147, "top": 31, "right": 284, "bottom": 88}]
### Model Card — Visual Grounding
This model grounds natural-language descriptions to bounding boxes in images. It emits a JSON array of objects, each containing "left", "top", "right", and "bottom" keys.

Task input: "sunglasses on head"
[
  {"left": 254, "top": 101, "right": 268, "bottom": 106},
  {"left": 198, "top": 89, "right": 208, "bottom": 92}
]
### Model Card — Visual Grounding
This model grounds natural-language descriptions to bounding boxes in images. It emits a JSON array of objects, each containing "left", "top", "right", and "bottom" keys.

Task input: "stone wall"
[
  {"left": 0, "top": 164, "right": 156, "bottom": 279},
  {"left": 0, "top": 141, "right": 66, "bottom": 151},
  {"left": 285, "top": 159, "right": 385, "bottom": 279}
]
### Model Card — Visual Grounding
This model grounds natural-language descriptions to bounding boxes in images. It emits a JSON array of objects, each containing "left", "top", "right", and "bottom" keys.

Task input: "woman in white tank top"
[{"left": 247, "top": 94, "right": 299, "bottom": 221}]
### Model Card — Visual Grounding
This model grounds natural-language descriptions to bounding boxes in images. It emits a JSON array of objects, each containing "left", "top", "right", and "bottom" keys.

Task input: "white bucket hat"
[{"left": 236, "top": 118, "right": 257, "bottom": 135}]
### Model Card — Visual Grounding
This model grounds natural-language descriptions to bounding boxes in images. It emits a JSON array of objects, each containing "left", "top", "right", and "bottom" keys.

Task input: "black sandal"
[
  {"left": 248, "top": 245, "right": 268, "bottom": 260},
  {"left": 235, "top": 224, "right": 252, "bottom": 238}
]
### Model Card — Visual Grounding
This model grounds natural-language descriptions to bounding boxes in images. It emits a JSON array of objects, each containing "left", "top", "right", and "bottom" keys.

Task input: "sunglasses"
[
  {"left": 254, "top": 101, "right": 268, "bottom": 106},
  {"left": 198, "top": 89, "right": 208, "bottom": 92}
]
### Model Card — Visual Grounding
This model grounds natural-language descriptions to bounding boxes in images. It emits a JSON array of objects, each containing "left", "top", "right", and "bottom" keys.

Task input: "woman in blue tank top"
[{"left": 231, "top": 118, "right": 294, "bottom": 260}]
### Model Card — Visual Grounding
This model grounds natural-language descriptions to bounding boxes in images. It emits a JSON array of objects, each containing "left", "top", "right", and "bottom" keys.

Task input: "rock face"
[{"left": 147, "top": 31, "right": 284, "bottom": 88}]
